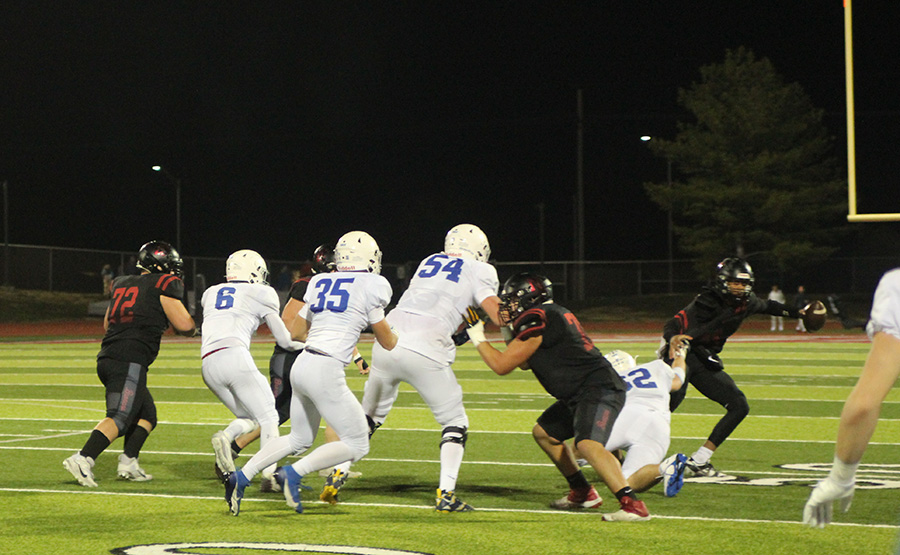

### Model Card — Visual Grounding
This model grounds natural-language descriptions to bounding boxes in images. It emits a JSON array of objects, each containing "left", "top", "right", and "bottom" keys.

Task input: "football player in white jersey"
[
  {"left": 557, "top": 340, "right": 691, "bottom": 508},
  {"left": 599, "top": 339, "right": 689, "bottom": 498},
  {"left": 201, "top": 250, "right": 305, "bottom": 489},
  {"left": 322, "top": 223, "right": 501, "bottom": 512},
  {"left": 223, "top": 231, "right": 397, "bottom": 516}
]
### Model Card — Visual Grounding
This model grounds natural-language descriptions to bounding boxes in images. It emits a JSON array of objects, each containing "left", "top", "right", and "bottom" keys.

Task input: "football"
[{"left": 802, "top": 300, "right": 828, "bottom": 332}]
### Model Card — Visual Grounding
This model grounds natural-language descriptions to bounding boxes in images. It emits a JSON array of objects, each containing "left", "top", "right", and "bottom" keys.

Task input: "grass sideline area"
[{"left": 0, "top": 336, "right": 897, "bottom": 554}]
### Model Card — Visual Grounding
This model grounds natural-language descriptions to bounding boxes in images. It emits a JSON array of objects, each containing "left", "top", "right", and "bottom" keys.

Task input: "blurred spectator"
[
  {"left": 101, "top": 264, "right": 115, "bottom": 294},
  {"left": 768, "top": 285, "right": 785, "bottom": 331},
  {"left": 274, "top": 265, "right": 292, "bottom": 291},
  {"left": 795, "top": 285, "right": 808, "bottom": 332},
  {"left": 120, "top": 255, "right": 140, "bottom": 276}
]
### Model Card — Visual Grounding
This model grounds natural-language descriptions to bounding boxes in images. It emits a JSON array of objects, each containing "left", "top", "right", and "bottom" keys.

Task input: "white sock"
[
  {"left": 333, "top": 460, "right": 353, "bottom": 474},
  {"left": 292, "top": 441, "right": 356, "bottom": 477},
  {"left": 691, "top": 446, "right": 714, "bottom": 465},
  {"left": 224, "top": 418, "right": 258, "bottom": 442},
  {"left": 439, "top": 442, "right": 465, "bottom": 492},
  {"left": 241, "top": 434, "right": 294, "bottom": 480}
]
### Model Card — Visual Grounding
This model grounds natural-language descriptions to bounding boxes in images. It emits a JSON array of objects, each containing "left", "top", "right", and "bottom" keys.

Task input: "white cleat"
[
  {"left": 63, "top": 453, "right": 98, "bottom": 487},
  {"left": 212, "top": 431, "right": 235, "bottom": 475},
  {"left": 117, "top": 454, "right": 153, "bottom": 481}
]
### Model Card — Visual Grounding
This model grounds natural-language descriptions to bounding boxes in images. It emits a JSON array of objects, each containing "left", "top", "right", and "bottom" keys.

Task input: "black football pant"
[
  {"left": 268, "top": 349, "right": 302, "bottom": 425},
  {"left": 668, "top": 351, "right": 749, "bottom": 448}
]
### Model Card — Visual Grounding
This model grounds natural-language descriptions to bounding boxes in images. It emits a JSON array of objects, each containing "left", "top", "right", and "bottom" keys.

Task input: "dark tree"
[{"left": 645, "top": 47, "right": 846, "bottom": 276}]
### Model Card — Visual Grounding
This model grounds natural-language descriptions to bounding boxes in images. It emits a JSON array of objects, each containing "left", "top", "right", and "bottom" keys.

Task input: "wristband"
[{"left": 829, "top": 455, "right": 859, "bottom": 486}]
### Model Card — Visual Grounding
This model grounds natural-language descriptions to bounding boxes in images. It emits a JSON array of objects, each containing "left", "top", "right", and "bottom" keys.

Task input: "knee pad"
[{"left": 440, "top": 426, "right": 468, "bottom": 448}]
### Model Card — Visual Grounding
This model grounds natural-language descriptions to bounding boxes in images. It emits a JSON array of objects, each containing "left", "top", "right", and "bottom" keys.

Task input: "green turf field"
[{"left": 1, "top": 334, "right": 898, "bottom": 555}]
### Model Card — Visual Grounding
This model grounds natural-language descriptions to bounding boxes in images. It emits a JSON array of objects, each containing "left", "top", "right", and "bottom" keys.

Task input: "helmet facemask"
[
  {"left": 716, "top": 258, "right": 754, "bottom": 300},
  {"left": 498, "top": 272, "right": 553, "bottom": 325}
]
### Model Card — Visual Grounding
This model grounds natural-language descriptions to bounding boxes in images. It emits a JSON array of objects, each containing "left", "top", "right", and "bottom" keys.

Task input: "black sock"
[
  {"left": 231, "top": 440, "right": 242, "bottom": 455},
  {"left": 81, "top": 430, "right": 111, "bottom": 461},
  {"left": 614, "top": 486, "right": 637, "bottom": 501},
  {"left": 123, "top": 426, "right": 150, "bottom": 459},
  {"left": 565, "top": 470, "right": 591, "bottom": 492}
]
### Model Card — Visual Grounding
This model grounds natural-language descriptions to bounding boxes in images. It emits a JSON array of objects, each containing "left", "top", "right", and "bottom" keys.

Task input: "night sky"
[{"left": 1, "top": 2, "right": 897, "bottom": 264}]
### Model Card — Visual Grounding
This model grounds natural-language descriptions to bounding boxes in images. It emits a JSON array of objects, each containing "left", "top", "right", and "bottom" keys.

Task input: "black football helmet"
[
  {"left": 312, "top": 244, "right": 336, "bottom": 274},
  {"left": 136, "top": 240, "right": 184, "bottom": 278},
  {"left": 498, "top": 272, "right": 553, "bottom": 324},
  {"left": 716, "top": 257, "right": 754, "bottom": 299}
]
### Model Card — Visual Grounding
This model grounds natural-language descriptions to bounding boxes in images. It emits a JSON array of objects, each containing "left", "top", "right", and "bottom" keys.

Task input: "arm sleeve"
[
  {"left": 472, "top": 263, "right": 501, "bottom": 306},
  {"left": 513, "top": 309, "right": 547, "bottom": 341},
  {"left": 367, "top": 277, "right": 392, "bottom": 324},
  {"left": 752, "top": 292, "right": 801, "bottom": 318},
  {"left": 158, "top": 275, "right": 186, "bottom": 300}
]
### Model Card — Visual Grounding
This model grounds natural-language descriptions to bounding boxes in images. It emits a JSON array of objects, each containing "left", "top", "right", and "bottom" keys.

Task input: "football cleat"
[
  {"left": 319, "top": 468, "right": 348, "bottom": 505},
  {"left": 259, "top": 472, "right": 283, "bottom": 493},
  {"left": 224, "top": 470, "right": 250, "bottom": 516},
  {"left": 662, "top": 453, "right": 687, "bottom": 497},
  {"left": 317, "top": 468, "right": 362, "bottom": 478},
  {"left": 436, "top": 488, "right": 474, "bottom": 513},
  {"left": 212, "top": 431, "right": 235, "bottom": 476},
  {"left": 549, "top": 486, "right": 603, "bottom": 510},
  {"left": 63, "top": 453, "right": 98, "bottom": 487},
  {"left": 602, "top": 497, "right": 651, "bottom": 522},
  {"left": 117, "top": 454, "right": 153, "bottom": 482},
  {"left": 276, "top": 466, "right": 310, "bottom": 514},
  {"left": 686, "top": 457, "right": 725, "bottom": 477}
]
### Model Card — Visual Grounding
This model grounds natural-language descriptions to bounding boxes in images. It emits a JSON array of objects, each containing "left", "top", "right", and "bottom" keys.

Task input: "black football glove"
[{"left": 452, "top": 329, "right": 470, "bottom": 346}]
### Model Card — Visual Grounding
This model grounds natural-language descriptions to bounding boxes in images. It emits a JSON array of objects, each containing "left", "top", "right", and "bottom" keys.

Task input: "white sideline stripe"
[
  {"left": 1, "top": 417, "right": 900, "bottom": 446},
  {"left": 4, "top": 397, "right": 900, "bottom": 420},
  {"left": 3, "top": 398, "right": 900, "bottom": 423},
  {"left": 0, "top": 487, "right": 893, "bottom": 529}
]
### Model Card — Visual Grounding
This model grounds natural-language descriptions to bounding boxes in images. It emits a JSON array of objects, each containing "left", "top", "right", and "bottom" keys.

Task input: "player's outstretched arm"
[
  {"left": 468, "top": 321, "right": 540, "bottom": 375},
  {"left": 161, "top": 295, "right": 196, "bottom": 336},
  {"left": 289, "top": 307, "right": 310, "bottom": 342},
  {"left": 265, "top": 312, "right": 304, "bottom": 351},
  {"left": 480, "top": 295, "right": 502, "bottom": 326}
]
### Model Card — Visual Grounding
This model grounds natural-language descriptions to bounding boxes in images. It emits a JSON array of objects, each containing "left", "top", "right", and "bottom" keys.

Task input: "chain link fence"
[{"left": 1, "top": 243, "right": 898, "bottom": 309}]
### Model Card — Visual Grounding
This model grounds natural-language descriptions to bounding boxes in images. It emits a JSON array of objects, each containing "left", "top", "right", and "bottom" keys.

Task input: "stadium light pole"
[
  {"left": 640, "top": 136, "right": 673, "bottom": 293},
  {"left": 151, "top": 165, "right": 182, "bottom": 253}
]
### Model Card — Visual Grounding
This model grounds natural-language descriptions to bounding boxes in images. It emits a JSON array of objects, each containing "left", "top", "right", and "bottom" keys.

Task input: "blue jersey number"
[
  {"left": 417, "top": 254, "right": 463, "bottom": 283},
  {"left": 623, "top": 367, "right": 659, "bottom": 391},
  {"left": 215, "top": 287, "right": 236, "bottom": 310},
  {"left": 309, "top": 277, "right": 354, "bottom": 313}
]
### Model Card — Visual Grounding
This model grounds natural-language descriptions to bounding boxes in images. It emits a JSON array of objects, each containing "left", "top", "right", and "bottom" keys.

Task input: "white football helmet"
[
  {"left": 604, "top": 350, "right": 636, "bottom": 375},
  {"left": 335, "top": 231, "right": 382, "bottom": 274},
  {"left": 444, "top": 223, "right": 491, "bottom": 262},
  {"left": 225, "top": 249, "right": 269, "bottom": 284}
]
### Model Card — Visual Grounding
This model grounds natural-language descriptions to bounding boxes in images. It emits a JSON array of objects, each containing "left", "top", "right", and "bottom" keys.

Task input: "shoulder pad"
[{"left": 513, "top": 308, "right": 547, "bottom": 341}]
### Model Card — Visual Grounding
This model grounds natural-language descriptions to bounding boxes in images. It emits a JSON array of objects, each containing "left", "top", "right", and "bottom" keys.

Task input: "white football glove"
[
  {"left": 802, "top": 477, "right": 855, "bottom": 528},
  {"left": 467, "top": 321, "right": 486, "bottom": 347}
]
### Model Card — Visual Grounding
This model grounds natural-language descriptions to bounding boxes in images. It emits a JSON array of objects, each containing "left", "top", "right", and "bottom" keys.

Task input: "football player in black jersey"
[
  {"left": 467, "top": 272, "right": 650, "bottom": 522},
  {"left": 63, "top": 241, "right": 196, "bottom": 487},
  {"left": 661, "top": 257, "right": 803, "bottom": 477}
]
